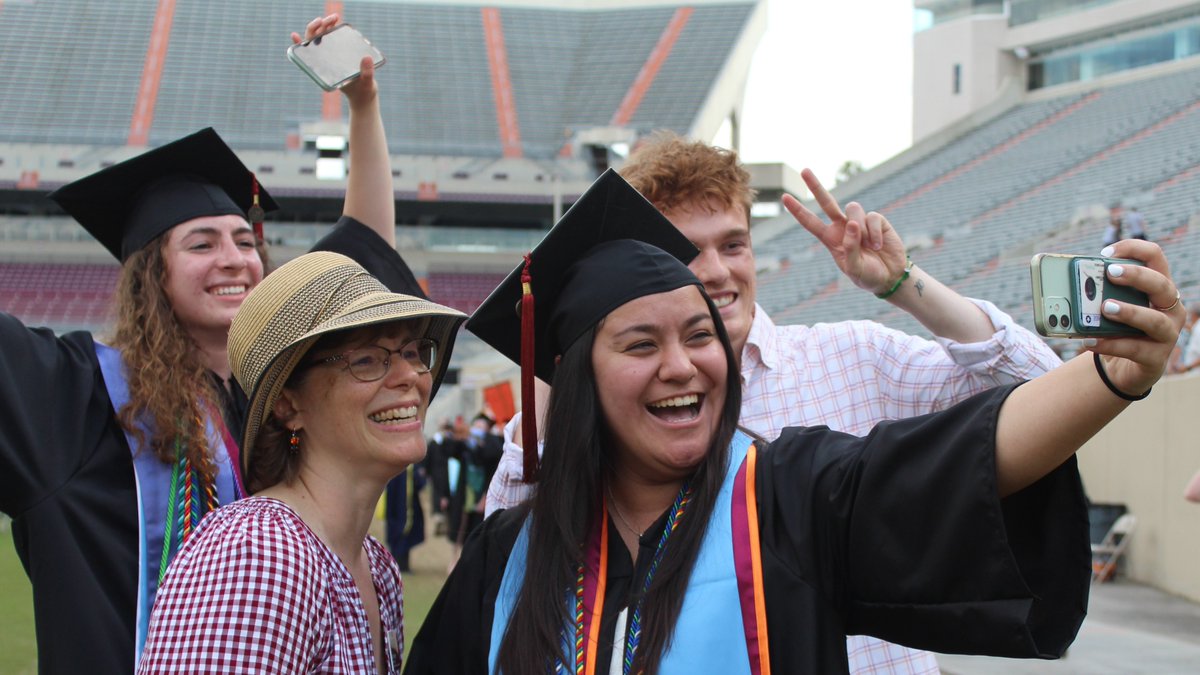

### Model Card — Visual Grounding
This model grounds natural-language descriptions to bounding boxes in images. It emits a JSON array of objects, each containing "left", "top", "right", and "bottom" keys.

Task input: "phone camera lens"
[
  {"left": 1084, "top": 276, "right": 1097, "bottom": 300},
  {"left": 1061, "top": 315, "right": 1071, "bottom": 328},
  {"left": 1048, "top": 314, "right": 1058, "bottom": 328}
]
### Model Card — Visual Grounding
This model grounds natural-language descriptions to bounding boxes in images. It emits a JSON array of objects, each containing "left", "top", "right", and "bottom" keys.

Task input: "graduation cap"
[
  {"left": 467, "top": 169, "right": 701, "bottom": 481},
  {"left": 48, "top": 128, "right": 278, "bottom": 262}
]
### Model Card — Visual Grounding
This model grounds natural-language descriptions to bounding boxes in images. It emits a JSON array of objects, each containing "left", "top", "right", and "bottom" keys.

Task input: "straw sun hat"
[{"left": 228, "top": 251, "right": 466, "bottom": 474}]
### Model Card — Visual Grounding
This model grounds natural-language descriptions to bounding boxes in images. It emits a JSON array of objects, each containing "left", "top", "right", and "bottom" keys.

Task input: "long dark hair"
[{"left": 497, "top": 290, "right": 742, "bottom": 675}]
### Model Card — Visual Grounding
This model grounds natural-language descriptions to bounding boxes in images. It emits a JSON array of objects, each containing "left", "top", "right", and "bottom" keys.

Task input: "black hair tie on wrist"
[{"left": 1093, "top": 352, "right": 1151, "bottom": 402}]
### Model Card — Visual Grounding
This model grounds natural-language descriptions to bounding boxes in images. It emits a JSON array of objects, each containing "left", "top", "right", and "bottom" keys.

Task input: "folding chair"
[{"left": 1091, "top": 513, "right": 1136, "bottom": 582}]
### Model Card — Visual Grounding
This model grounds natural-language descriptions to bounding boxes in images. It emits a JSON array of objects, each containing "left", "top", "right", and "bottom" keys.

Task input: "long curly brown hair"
[{"left": 109, "top": 237, "right": 208, "bottom": 480}]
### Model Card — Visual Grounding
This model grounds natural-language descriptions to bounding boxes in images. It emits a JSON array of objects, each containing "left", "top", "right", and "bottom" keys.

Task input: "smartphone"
[
  {"left": 1030, "top": 253, "right": 1149, "bottom": 337},
  {"left": 287, "top": 24, "right": 385, "bottom": 92}
]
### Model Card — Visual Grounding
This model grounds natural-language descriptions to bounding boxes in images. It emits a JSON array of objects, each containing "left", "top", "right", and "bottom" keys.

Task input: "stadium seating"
[
  {"left": 0, "top": 1, "right": 754, "bottom": 161},
  {"left": 3, "top": 0, "right": 1198, "bottom": 343},
  {"left": 754, "top": 61, "right": 1200, "bottom": 338},
  {"left": 427, "top": 272, "right": 507, "bottom": 315},
  {"left": 0, "top": 262, "right": 119, "bottom": 333},
  {"left": 0, "top": 0, "right": 158, "bottom": 145}
]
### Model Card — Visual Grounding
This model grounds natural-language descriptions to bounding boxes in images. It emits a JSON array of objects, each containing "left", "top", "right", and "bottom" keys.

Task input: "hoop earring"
[{"left": 289, "top": 428, "right": 301, "bottom": 454}]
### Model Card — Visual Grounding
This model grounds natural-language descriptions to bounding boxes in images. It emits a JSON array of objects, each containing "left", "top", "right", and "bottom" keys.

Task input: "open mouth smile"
[
  {"left": 210, "top": 284, "right": 247, "bottom": 297},
  {"left": 710, "top": 293, "right": 734, "bottom": 309},
  {"left": 646, "top": 393, "right": 703, "bottom": 422},
  {"left": 369, "top": 405, "right": 420, "bottom": 424}
]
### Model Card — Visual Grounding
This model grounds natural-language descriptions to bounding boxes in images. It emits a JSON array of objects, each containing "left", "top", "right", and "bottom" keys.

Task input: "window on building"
[{"left": 1027, "top": 18, "right": 1200, "bottom": 90}]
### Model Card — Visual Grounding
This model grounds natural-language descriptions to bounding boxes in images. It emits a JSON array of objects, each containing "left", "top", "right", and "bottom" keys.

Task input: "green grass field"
[
  {"left": 0, "top": 516, "right": 449, "bottom": 671},
  {"left": 0, "top": 525, "right": 37, "bottom": 675}
]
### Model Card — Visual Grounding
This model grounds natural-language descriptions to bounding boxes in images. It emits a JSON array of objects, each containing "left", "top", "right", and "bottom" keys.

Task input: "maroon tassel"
[
  {"left": 248, "top": 173, "right": 266, "bottom": 242},
  {"left": 520, "top": 253, "right": 539, "bottom": 483}
]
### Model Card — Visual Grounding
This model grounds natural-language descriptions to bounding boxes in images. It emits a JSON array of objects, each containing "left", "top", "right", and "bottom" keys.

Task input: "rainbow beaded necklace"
[
  {"left": 154, "top": 410, "right": 246, "bottom": 585},
  {"left": 557, "top": 481, "right": 693, "bottom": 675}
]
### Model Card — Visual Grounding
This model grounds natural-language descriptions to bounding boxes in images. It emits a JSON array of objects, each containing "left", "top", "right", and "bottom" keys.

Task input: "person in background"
[
  {"left": 138, "top": 252, "right": 465, "bottom": 673},
  {"left": 425, "top": 420, "right": 454, "bottom": 532},
  {"left": 1103, "top": 204, "right": 1123, "bottom": 247},
  {"left": 385, "top": 465, "right": 427, "bottom": 572},
  {"left": 408, "top": 170, "right": 1183, "bottom": 675},
  {"left": 439, "top": 415, "right": 502, "bottom": 570},
  {"left": 467, "top": 413, "right": 504, "bottom": 512},
  {"left": 1124, "top": 206, "right": 1148, "bottom": 240},
  {"left": 485, "top": 133, "right": 1061, "bottom": 675}
]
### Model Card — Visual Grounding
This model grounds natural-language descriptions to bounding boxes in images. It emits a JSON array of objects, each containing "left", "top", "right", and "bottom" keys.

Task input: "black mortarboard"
[
  {"left": 48, "top": 128, "right": 278, "bottom": 262},
  {"left": 467, "top": 169, "right": 701, "bottom": 480}
]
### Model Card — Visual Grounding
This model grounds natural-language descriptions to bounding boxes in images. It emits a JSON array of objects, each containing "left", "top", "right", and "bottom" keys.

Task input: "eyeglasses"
[{"left": 313, "top": 339, "right": 438, "bottom": 382}]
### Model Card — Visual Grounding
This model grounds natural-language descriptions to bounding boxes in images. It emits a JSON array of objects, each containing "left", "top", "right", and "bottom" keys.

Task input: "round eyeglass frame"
[{"left": 312, "top": 338, "right": 439, "bottom": 382}]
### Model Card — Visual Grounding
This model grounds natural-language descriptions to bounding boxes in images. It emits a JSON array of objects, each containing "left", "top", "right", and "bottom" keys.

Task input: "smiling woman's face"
[
  {"left": 592, "top": 285, "right": 727, "bottom": 484},
  {"left": 280, "top": 322, "right": 433, "bottom": 478},
  {"left": 162, "top": 214, "right": 263, "bottom": 339}
]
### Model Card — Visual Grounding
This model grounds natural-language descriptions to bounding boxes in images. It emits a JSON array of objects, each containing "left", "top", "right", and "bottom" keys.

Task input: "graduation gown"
[
  {"left": 405, "top": 384, "right": 1091, "bottom": 675},
  {"left": 0, "top": 218, "right": 420, "bottom": 674},
  {"left": 385, "top": 467, "right": 427, "bottom": 568}
]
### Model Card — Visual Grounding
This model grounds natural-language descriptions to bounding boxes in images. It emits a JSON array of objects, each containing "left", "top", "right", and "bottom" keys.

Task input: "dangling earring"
[{"left": 289, "top": 428, "right": 301, "bottom": 454}]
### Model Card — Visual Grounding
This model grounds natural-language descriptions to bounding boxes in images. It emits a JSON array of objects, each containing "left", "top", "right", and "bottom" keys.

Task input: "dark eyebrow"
[
  {"left": 611, "top": 311, "right": 712, "bottom": 339},
  {"left": 180, "top": 225, "right": 255, "bottom": 238}
]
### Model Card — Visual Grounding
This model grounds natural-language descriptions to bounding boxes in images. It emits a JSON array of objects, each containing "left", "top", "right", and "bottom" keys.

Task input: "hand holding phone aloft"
[{"left": 288, "top": 21, "right": 385, "bottom": 92}]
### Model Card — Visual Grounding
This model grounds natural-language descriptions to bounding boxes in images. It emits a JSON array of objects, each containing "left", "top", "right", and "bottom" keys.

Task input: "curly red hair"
[{"left": 619, "top": 131, "right": 756, "bottom": 221}]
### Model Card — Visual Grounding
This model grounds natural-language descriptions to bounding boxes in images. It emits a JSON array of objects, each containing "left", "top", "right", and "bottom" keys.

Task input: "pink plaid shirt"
[
  {"left": 137, "top": 497, "right": 405, "bottom": 674},
  {"left": 485, "top": 301, "right": 1060, "bottom": 674},
  {"left": 738, "top": 301, "right": 1059, "bottom": 437}
]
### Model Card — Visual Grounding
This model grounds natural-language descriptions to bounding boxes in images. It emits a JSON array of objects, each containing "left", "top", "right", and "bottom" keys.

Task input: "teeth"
[
  {"left": 712, "top": 295, "right": 733, "bottom": 308},
  {"left": 213, "top": 286, "right": 246, "bottom": 296},
  {"left": 648, "top": 394, "right": 699, "bottom": 409},
  {"left": 370, "top": 406, "right": 419, "bottom": 423}
]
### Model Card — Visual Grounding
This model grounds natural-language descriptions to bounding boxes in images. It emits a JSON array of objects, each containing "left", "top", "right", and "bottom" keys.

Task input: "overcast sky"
[{"left": 726, "top": 0, "right": 917, "bottom": 191}]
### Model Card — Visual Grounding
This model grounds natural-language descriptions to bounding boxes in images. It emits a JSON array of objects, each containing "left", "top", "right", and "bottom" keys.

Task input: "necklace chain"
[{"left": 606, "top": 483, "right": 645, "bottom": 537}]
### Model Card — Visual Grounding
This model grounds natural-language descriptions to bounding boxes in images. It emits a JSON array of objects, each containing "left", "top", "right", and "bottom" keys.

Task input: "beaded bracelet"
[
  {"left": 875, "top": 257, "right": 914, "bottom": 300},
  {"left": 1093, "top": 352, "right": 1151, "bottom": 402}
]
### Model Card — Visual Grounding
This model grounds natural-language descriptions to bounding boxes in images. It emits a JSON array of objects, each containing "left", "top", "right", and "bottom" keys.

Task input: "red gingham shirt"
[{"left": 137, "top": 497, "right": 404, "bottom": 674}]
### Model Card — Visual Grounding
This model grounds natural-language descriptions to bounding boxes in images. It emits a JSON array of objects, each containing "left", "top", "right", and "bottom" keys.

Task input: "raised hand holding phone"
[
  {"left": 288, "top": 19, "right": 385, "bottom": 92},
  {"left": 289, "top": 14, "right": 395, "bottom": 247}
]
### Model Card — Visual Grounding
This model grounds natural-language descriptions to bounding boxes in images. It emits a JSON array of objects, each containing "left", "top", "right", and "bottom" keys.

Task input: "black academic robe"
[
  {"left": 385, "top": 467, "right": 427, "bottom": 570},
  {"left": 0, "top": 218, "right": 421, "bottom": 674},
  {"left": 437, "top": 436, "right": 479, "bottom": 544},
  {"left": 404, "top": 384, "right": 1091, "bottom": 675}
]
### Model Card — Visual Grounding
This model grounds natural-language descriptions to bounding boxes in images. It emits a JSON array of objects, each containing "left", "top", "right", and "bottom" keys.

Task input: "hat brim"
[{"left": 241, "top": 293, "right": 465, "bottom": 477}]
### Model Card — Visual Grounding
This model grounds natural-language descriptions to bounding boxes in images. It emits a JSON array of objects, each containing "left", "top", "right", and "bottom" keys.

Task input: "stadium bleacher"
[
  {"left": 2, "top": 0, "right": 1198, "bottom": 346},
  {"left": 427, "top": 271, "right": 509, "bottom": 315},
  {"left": 0, "top": 1, "right": 756, "bottom": 160},
  {"left": 0, "top": 0, "right": 158, "bottom": 145},
  {"left": 0, "top": 262, "right": 119, "bottom": 333},
  {"left": 753, "top": 59, "right": 1200, "bottom": 339}
]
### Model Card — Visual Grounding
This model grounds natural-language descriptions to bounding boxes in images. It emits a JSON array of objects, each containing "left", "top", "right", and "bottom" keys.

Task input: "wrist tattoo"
[{"left": 915, "top": 278, "right": 925, "bottom": 297}]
